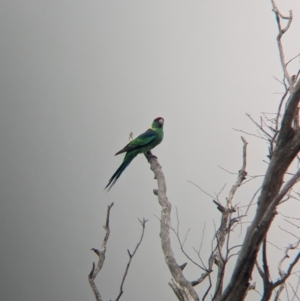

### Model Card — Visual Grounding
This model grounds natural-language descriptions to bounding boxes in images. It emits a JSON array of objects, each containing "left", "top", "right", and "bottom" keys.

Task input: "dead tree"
[
  {"left": 148, "top": 1, "right": 300, "bottom": 301},
  {"left": 90, "top": 1, "right": 300, "bottom": 300}
]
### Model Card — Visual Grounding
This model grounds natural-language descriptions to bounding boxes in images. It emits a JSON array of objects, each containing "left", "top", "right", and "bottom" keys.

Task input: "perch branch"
[{"left": 149, "top": 155, "right": 200, "bottom": 301}]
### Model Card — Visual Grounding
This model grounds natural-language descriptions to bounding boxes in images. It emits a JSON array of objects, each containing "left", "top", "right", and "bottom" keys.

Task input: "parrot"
[{"left": 105, "top": 117, "right": 164, "bottom": 191}]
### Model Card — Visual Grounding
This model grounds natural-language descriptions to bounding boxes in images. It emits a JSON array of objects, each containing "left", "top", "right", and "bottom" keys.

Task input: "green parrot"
[{"left": 105, "top": 117, "right": 164, "bottom": 190}]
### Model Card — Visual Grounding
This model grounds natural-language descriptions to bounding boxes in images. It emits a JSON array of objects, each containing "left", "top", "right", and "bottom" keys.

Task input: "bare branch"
[
  {"left": 272, "top": 169, "right": 300, "bottom": 207},
  {"left": 245, "top": 186, "right": 262, "bottom": 216},
  {"left": 173, "top": 208, "right": 207, "bottom": 271},
  {"left": 188, "top": 180, "right": 215, "bottom": 199},
  {"left": 273, "top": 75, "right": 286, "bottom": 86},
  {"left": 271, "top": 0, "right": 293, "bottom": 86},
  {"left": 278, "top": 226, "right": 300, "bottom": 240},
  {"left": 217, "top": 166, "right": 237, "bottom": 175},
  {"left": 273, "top": 285, "right": 285, "bottom": 301},
  {"left": 202, "top": 275, "right": 212, "bottom": 301},
  {"left": 191, "top": 272, "right": 210, "bottom": 287},
  {"left": 115, "top": 218, "right": 148, "bottom": 301},
  {"left": 274, "top": 252, "right": 300, "bottom": 287},
  {"left": 89, "top": 205, "right": 147, "bottom": 301},
  {"left": 193, "top": 225, "right": 212, "bottom": 273},
  {"left": 256, "top": 261, "right": 264, "bottom": 279},
  {"left": 286, "top": 53, "right": 300, "bottom": 67},
  {"left": 284, "top": 219, "right": 300, "bottom": 229},
  {"left": 215, "top": 183, "right": 227, "bottom": 201},
  {"left": 233, "top": 128, "right": 266, "bottom": 140},
  {"left": 281, "top": 213, "right": 300, "bottom": 221},
  {"left": 246, "top": 113, "right": 273, "bottom": 139},
  {"left": 262, "top": 238, "right": 270, "bottom": 284},
  {"left": 149, "top": 156, "right": 200, "bottom": 301},
  {"left": 269, "top": 89, "right": 289, "bottom": 157},
  {"left": 211, "top": 137, "right": 248, "bottom": 301},
  {"left": 220, "top": 49, "right": 300, "bottom": 301},
  {"left": 88, "top": 202, "right": 114, "bottom": 301},
  {"left": 226, "top": 137, "right": 248, "bottom": 208},
  {"left": 290, "top": 273, "right": 300, "bottom": 301},
  {"left": 267, "top": 240, "right": 282, "bottom": 251}
]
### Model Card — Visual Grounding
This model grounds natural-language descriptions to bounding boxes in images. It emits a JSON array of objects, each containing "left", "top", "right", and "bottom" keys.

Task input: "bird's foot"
[{"left": 145, "top": 151, "right": 157, "bottom": 161}]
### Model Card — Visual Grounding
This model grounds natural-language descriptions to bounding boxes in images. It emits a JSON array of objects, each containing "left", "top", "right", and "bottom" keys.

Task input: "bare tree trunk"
[{"left": 219, "top": 80, "right": 300, "bottom": 301}]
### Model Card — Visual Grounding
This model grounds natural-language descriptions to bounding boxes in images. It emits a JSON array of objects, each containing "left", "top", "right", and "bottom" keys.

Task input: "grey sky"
[{"left": 1, "top": 1, "right": 300, "bottom": 300}]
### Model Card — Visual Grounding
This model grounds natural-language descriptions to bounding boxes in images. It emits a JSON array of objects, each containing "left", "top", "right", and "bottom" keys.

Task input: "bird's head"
[{"left": 152, "top": 117, "right": 164, "bottom": 128}]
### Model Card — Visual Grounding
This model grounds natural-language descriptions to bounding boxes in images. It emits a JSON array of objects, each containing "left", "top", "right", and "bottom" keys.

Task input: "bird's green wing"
[{"left": 115, "top": 128, "right": 157, "bottom": 155}]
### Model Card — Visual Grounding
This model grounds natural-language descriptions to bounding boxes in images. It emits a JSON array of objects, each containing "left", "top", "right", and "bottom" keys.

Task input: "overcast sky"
[{"left": 1, "top": 1, "right": 300, "bottom": 301}]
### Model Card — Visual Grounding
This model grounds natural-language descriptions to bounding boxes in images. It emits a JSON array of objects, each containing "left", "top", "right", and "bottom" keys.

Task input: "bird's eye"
[{"left": 159, "top": 119, "right": 164, "bottom": 124}]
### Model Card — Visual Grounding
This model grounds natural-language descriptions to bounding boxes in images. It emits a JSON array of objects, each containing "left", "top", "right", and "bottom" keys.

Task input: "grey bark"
[
  {"left": 147, "top": 79, "right": 300, "bottom": 301},
  {"left": 219, "top": 79, "right": 300, "bottom": 301},
  {"left": 149, "top": 158, "right": 200, "bottom": 301},
  {"left": 89, "top": 203, "right": 114, "bottom": 301}
]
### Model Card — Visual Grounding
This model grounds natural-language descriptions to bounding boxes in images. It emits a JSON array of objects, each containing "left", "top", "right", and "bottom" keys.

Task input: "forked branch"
[
  {"left": 89, "top": 203, "right": 147, "bottom": 301},
  {"left": 89, "top": 203, "right": 114, "bottom": 301},
  {"left": 271, "top": 0, "right": 293, "bottom": 87},
  {"left": 257, "top": 237, "right": 300, "bottom": 301},
  {"left": 210, "top": 137, "right": 248, "bottom": 301},
  {"left": 115, "top": 218, "right": 148, "bottom": 301}
]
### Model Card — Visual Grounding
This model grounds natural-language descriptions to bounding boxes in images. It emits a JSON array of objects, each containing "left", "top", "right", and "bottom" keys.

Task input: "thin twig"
[
  {"left": 245, "top": 186, "right": 262, "bottom": 216},
  {"left": 233, "top": 128, "right": 266, "bottom": 140},
  {"left": 115, "top": 218, "right": 148, "bottom": 301},
  {"left": 172, "top": 210, "right": 207, "bottom": 271},
  {"left": 286, "top": 53, "right": 300, "bottom": 67},
  {"left": 188, "top": 180, "right": 215, "bottom": 199},
  {"left": 246, "top": 113, "right": 273, "bottom": 139}
]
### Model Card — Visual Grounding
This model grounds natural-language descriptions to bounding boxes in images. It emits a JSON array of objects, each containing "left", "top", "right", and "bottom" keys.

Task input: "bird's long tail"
[{"left": 105, "top": 156, "right": 134, "bottom": 191}]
